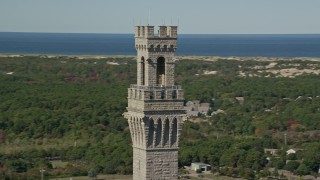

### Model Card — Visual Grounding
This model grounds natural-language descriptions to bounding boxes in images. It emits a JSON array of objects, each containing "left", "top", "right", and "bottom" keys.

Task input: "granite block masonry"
[{"left": 124, "top": 25, "right": 186, "bottom": 180}]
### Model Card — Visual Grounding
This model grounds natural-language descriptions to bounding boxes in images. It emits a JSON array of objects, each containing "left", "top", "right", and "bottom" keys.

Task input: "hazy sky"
[{"left": 1, "top": 0, "right": 319, "bottom": 34}]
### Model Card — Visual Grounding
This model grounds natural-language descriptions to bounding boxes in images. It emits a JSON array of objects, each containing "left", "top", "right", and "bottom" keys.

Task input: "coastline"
[{"left": 1, "top": 53, "right": 320, "bottom": 62}]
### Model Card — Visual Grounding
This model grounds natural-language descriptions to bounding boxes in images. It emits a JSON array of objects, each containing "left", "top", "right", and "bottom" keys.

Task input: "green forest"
[{"left": 0, "top": 55, "right": 319, "bottom": 179}]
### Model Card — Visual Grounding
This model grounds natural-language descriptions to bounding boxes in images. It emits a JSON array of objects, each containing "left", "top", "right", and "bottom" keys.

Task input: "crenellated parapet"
[
  {"left": 135, "top": 26, "right": 177, "bottom": 38},
  {"left": 135, "top": 26, "right": 178, "bottom": 53},
  {"left": 135, "top": 26, "right": 155, "bottom": 38}
]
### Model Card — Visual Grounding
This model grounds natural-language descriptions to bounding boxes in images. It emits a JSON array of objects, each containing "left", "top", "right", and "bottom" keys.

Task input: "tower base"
[{"left": 133, "top": 147, "right": 178, "bottom": 180}]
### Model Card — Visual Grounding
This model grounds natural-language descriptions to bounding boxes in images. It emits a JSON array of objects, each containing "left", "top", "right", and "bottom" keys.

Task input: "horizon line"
[{"left": 1, "top": 31, "right": 320, "bottom": 35}]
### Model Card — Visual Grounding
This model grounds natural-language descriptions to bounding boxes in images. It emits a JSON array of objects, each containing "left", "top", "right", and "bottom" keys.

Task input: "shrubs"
[
  {"left": 295, "top": 163, "right": 309, "bottom": 176},
  {"left": 285, "top": 161, "right": 300, "bottom": 172}
]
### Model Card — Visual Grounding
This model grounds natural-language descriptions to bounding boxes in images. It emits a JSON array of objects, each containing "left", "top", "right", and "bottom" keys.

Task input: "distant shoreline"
[
  {"left": 1, "top": 53, "right": 320, "bottom": 62},
  {"left": 1, "top": 31, "right": 320, "bottom": 35}
]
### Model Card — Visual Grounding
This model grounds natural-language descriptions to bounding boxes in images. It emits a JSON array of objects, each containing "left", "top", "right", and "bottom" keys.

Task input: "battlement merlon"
[{"left": 135, "top": 26, "right": 178, "bottom": 38}]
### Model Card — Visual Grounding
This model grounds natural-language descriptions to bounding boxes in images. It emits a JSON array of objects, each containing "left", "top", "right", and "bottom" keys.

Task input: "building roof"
[{"left": 191, "top": 162, "right": 211, "bottom": 166}]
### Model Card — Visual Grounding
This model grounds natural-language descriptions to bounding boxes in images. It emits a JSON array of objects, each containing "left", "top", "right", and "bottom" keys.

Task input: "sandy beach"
[
  {"left": 1, "top": 53, "right": 320, "bottom": 78},
  {"left": 1, "top": 53, "right": 320, "bottom": 62}
]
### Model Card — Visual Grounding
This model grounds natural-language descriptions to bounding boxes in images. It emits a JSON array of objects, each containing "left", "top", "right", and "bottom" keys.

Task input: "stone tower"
[{"left": 124, "top": 25, "right": 185, "bottom": 180}]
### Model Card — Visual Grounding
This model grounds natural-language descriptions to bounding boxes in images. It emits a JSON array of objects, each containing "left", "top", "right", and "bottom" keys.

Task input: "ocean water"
[{"left": 0, "top": 32, "right": 320, "bottom": 57}]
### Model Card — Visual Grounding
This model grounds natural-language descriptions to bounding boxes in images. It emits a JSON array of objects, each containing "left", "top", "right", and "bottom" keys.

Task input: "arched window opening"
[
  {"left": 172, "top": 90, "right": 177, "bottom": 99},
  {"left": 136, "top": 118, "right": 141, "bottom": 145},
  {"left": 148, "top": 119, "right": 154, "bottom": 147},
  {"left": 139, "top": 118, "right": 144, "bottom": 146},
  {"left": 129, "top": 117, "right": 134, "bottom": 142},
  {"left": 133, "top": 118, "right": 138, "bottom": 144},
  {"left": 161, "top": 90, "right": 165, "bottom": 99},
  {"left": 157, "top": 57, "right": 165, "bottom": 85},
  {"left": 155, "top": 119, "right": 162, "bottom": 147},
  {"left": 163, "top": 45, "right": 167, "bottom": 52},
  {"left": 134, "top": 89, "right": 137, "bottom": 99},
  {"left": 141, "top": 57, "right": 145, "bottom": 85},
  {"left": 163, "top": 119, "right": 170, "bottom": 147},
  {"left": 171, "top": 118, "right": 178, "bottom": 146},
  {"left": 150, "top": 91, "right": 154, "bottom": 99}
]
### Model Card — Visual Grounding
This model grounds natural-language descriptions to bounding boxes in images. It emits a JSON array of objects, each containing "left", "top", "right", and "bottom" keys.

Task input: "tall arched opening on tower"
[
  {"left": 141, "top": 57, "right": 145, "bottom": 85},
  {"left": 157, "top": 57, "right": 165, "bottom": 85}
]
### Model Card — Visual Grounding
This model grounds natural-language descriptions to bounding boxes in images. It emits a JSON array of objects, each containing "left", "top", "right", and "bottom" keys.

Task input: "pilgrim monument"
[{"left": 124, "top": 25, "right": 185, "bottom": 179}]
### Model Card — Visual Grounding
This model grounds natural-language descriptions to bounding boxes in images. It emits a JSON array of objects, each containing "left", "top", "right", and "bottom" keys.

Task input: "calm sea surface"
[{"left": 0, "top": 32, "right": 320, "bottom": 57}]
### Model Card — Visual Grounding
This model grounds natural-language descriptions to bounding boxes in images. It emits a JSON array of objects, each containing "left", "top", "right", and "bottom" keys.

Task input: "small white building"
[
  {"left": 211, "top": 109, "right": 226, "bottom": 116},
  {"left": 286, "top": 148, "right": 303, "bottom": 155},
  {"left": 191, "top": 162, "right": 211, "bottom": 172}
]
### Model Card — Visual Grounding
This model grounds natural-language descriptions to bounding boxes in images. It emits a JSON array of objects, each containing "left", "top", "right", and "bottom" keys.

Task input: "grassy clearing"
[
  {"left": 49, "top": 174, "right": 132, "bottom": 180},
  {"left": 0, "top": 136, "right": 88, "bottom": 154},
  {"left": 204, "top": 174, "right": 245, "bottom": 179},
  {"left": 49, "top": 174, "right": 243, "bottom": 180},
  {"left": 50, "top": 161, "right": 69, "bottom": 168}
]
